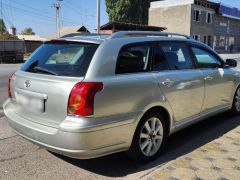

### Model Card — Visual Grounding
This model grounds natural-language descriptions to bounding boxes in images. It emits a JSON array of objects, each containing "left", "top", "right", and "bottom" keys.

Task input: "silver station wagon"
[{"left": 3, "top": 31, "right": 240, "bottom": 161}]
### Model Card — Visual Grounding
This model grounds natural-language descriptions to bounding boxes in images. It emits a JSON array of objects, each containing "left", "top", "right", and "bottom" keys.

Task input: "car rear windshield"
[{"left": 21, "top": 42, "right": 99, "bottom": 77}]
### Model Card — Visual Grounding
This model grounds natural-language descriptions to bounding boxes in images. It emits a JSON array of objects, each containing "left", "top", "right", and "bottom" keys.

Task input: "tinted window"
[
  {"left": 21, "top": 43, "right": 98, "bottom": 77},
  {"left": 191, "top": 47, "right": 222, "bottom": 68},
  {"left": 116, "top": 44, "right": 152, "bottom": 74},
  {"left": 160, "top": 42, "right": 193, "bottom": 70},
  {"left": 152, "top": 44, "right": 169, "bottom": 71}
]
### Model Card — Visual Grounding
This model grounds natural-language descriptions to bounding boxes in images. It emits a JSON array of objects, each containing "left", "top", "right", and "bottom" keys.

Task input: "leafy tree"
[
  {"left": 0, "top": 19, "right": 7, "bottom": 34},
  {"left": 106, "top": 0, "right": 156, "bottom": 25},
  {"left": 21, "top": 27, "right": 35, "bottom": 35}
]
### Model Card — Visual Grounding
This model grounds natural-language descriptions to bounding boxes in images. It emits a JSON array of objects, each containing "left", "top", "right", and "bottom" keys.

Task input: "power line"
[
  {"left": 64, "top": 3, "right": 96, "bottom": 18},
  {"left": 10, "top": 0, "right": 54, "bottom": 17},
  {"left": 2, "top": 3, "right": 13, "bottom": 26},
  {"left": 65, "top": 1, "right": 96, "bottom": 17},
  {"left": 2, "top": 2, "right": 78, "bottom": 25},
  {"left": 2, "top": 9, "right": 13, "bottom": 26},
  {"left": 1, "top": 0, "right": 2, "bottom": 19},
  {"left": 8, "top": 0, "right": 14, "bottom": 25}
]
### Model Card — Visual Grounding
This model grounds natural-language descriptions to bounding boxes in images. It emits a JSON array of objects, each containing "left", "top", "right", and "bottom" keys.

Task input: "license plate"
[{"left": 15, "top": 92, "right": 44, "bottom": 113}]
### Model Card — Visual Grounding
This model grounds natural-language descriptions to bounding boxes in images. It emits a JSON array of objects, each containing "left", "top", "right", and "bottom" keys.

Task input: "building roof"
[
  {"left": 17, "top": 35, "right": 47, "bottom": 41},
  {"left": 219, "top": 4, "right": 240, "bottom": 20},
  {"left": 100, "top": 21, "right": 166, "bottom": 32},
  {"left": 194, "top": 0, "right": 219, "bottom": 11},
  {"left": 151, "top": 0, "right": 195, "bottom": 9},
  {"left": 48, "top": 26, "right": 90, "bottom": 39}
]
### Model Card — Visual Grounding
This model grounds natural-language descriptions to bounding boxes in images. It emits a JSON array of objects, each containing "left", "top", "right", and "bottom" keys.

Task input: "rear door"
[
  {"left": 189, "top": 45, "right": 235, "bottom": 112},
  {"left": 152, "top": 41, "right": 204, "bottom": 122},
  {"left": 10, "top": 41, "right": 98, "bottom": 127}
]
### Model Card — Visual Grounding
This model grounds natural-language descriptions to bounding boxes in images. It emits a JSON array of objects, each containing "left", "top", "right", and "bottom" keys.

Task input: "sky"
[
  {"left": 1, "top": 0, "right": 239, "bottom": 38},
  {"left": 1, "top": 0, "right": 109, "bottom": 37}
]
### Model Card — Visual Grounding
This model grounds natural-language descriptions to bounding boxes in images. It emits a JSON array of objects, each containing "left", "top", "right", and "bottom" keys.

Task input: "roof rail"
[{"left": 108, "top": 31, "right": 192, "bottom": 39}]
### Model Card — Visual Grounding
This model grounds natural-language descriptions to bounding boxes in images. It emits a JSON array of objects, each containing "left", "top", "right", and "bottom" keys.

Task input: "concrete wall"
[{"left": 149, "top": 5, "right": 192, "bottom": 35}]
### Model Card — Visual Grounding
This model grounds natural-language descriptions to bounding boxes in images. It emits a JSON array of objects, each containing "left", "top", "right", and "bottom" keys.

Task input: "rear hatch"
[{"left": 10, "top": 41, "right": 99, "bottom": 128}]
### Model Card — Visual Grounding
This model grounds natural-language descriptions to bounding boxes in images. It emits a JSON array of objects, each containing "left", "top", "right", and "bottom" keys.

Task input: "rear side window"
[
  {"left": 116, "top": 44, "right": 152, "bottom": 74},
  {"left": 21, "top": 42, "right": 98, "bottom": 77},
  {"left": 160, "top": 42, "right": 193, "bottom": 70}
]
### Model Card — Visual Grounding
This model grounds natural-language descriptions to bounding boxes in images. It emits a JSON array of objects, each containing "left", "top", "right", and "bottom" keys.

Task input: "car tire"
[
  {"left": 232, "top": 86, "right": 240, "bottom": 115},
  {"left": 127, "top": 111, "right": 167, "bottom": 162}
]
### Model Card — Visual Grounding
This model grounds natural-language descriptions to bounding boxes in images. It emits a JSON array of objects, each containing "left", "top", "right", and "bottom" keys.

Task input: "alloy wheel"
[
  {"left": 234, "top": 88, "right": 240, "bottom": 112},
  {"left": 139, "top": 117, "right": 163, "bottom": 157}
]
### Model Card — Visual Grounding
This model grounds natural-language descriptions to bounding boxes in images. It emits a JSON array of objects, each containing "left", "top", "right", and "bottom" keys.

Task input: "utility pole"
[
  {"left": 1, "top": 0, "right": 3, "bottom": 63},
  {"left": 96, "top": 0, "right": 100, "bottom": 33},
  {"left": 1, "top": 0, "right": 3, "bottom": 19},
  {"left": 1, "top": 0, "right": 3, "bottom": 35},
  {"left": 53, "top": 0, "right": 62, "bottom": 38}
]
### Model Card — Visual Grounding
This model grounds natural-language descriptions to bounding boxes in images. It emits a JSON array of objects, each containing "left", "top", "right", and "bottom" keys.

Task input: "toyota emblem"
[{"left": 25, "top": 80, "right": 31, "bottom": 88}]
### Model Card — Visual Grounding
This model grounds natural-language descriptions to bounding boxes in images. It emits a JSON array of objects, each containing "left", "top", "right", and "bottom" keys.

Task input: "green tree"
[
  {"left": 0, "top": 19, "right": 7, "bottom": 34},
  {"left": 21, "top": 27, "right": 35, "bottom": 35},
  {"left": 106, "top": 0, "right": 156, "bottom": 25}
]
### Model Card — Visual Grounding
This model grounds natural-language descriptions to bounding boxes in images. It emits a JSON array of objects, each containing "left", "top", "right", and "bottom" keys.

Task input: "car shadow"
[{"left": 53, "top": 112, "right": 240, "bottom": 178}]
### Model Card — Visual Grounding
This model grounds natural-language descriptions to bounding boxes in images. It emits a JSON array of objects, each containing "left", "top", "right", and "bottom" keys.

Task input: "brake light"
[
  {"left": 67, "top": 82, "right": 103, "bottom": 116},
  {"left": 8, "top": 73, "right": 14, "bottom": 97}
]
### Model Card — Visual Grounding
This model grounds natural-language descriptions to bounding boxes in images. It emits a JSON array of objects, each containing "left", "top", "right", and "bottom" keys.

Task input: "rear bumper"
[{"left": 3, "top": 99, "right": 137, "bottom": 159}]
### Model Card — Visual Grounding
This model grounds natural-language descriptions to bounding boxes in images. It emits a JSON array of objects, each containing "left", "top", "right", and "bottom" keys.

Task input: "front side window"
[
  {"left": 160, "top": 42, "right": 193, "bottom": 70},
  {"left": 116, "top": 44, "right": 152, "bottom": 74},
  {"left": 191, "top": 47, "right": 222, "bottom": 68}
]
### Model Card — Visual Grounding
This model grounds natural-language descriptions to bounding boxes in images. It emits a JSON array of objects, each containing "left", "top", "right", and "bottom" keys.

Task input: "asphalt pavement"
[{"left": 0, "top": 110, "right": 240, "bottom": 180}]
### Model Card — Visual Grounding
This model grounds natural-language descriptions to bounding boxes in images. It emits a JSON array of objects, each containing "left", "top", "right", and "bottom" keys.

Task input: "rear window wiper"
[{"left": 34, "top": 66, "right": 59, "bottom": 76}]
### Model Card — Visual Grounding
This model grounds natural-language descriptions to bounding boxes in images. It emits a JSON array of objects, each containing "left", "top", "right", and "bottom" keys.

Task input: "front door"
[
  {"left": 190, "top": 46, "right": 235, "bottom": 112},
  {"left": 152, "top": 42, "right": 204, "bottom": 122}
]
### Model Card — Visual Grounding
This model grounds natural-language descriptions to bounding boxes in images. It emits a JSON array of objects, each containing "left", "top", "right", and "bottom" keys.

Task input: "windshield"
[{"left": 21, "top": 42, "right": 99, "bottom": 77}]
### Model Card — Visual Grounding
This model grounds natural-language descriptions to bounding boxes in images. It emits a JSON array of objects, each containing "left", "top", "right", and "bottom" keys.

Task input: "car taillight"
[
  {"left": 67, "top": 82, "right": 103, "bottom": 116},
  {"left": 8, "top": 73, "right": 14, "bottom": 97}
]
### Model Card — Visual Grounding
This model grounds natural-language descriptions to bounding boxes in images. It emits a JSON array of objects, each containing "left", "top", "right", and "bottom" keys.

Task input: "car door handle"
[
  {"left": 162, "top": 79, "right": 174, "bottom": 87},
  {"left": 204, "top": 75, "right": 213, "bottom": 81}
]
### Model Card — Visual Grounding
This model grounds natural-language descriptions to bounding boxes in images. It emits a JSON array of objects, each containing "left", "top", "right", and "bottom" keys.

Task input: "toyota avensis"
[{"left": 3, "top": 31, "right": 240, "bottom": 161}]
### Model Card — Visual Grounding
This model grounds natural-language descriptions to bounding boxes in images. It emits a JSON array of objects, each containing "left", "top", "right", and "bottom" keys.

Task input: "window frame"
[
  {"left": 193, "top": 35, "right": 201, "bottom": 41},
  {"left": 206, "top": 12, "right": 212, "bottom": 24},
  {"left": 194, "top": 10, "right": 200, "bottom": 22},
  {"left": 219, "top": 36, "right": 225, "bottom": 47},
  {"left": 115, "top": 42, "right": 154, "bottom": 75},
  {"left": 151, "top": 42, "right": 170, "bottom": 72},
  {"left": 188, "top": 43, "right": 224, "bottom": 69}
]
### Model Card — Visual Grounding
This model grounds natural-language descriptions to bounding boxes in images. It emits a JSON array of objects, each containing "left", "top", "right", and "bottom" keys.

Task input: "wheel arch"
[
  {"left": 136, "top": 106, "right": 172, "bottom": 137},
  {"left": 231, "top": 83, "right": 240, "bottom": 106}
]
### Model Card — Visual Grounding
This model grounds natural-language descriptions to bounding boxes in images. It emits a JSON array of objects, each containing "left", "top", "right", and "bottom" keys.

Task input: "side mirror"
[{"left": 226, "top": 59, "right": 237, "bottom": 68}]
